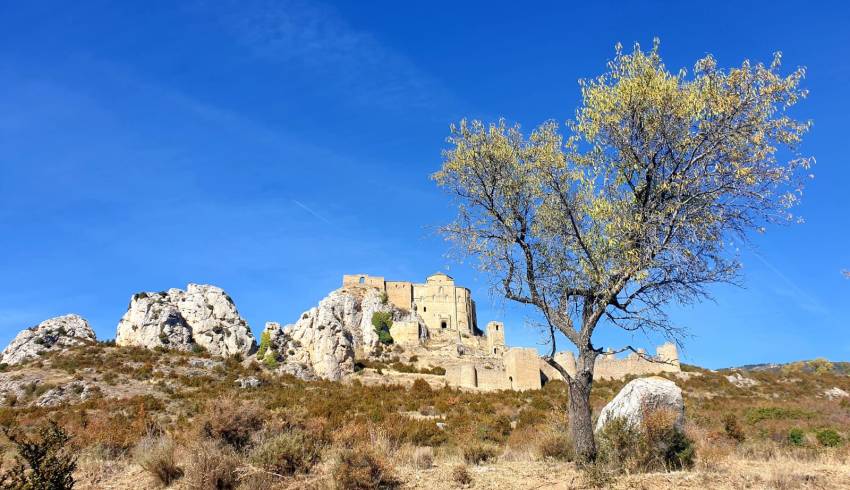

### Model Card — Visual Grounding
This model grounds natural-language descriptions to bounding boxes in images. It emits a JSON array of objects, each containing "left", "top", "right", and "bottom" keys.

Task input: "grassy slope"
[{"left": 0, "top": 344, "right": 848, "bottom": 488}]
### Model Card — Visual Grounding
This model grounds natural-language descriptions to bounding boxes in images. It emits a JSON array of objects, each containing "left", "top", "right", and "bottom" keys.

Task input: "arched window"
[
  {"left": 440, "top": 321, "right": 447, "bottom": 329},
  {"left": 359, "top": 276, "right": 365, "bottom": 284}
]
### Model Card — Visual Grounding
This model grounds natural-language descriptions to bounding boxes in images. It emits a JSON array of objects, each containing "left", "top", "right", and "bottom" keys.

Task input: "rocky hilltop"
[
  {"left": 0, "top": 314, "right": 95, "bottom": 365},
  {"left": 115, "top": 283, "right": 255, "bottom": 357},
  {"left": 261, "top": 286, "right": 423, "bottom": 380}
]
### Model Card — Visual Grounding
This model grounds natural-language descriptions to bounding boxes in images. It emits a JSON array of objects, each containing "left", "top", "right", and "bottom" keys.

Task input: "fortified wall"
[
  {"left": 343, "top": 273, "right": 477, "bottom": 335},
  {"left": 343, "top": 273, "right": 681, "bottom": 391}
]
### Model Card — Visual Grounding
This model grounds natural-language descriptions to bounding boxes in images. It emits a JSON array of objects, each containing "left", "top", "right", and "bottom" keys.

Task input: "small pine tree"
[
  {"left": 263, "top": 351, "right": 279, "bottom": 370},
  {"left": 257, "top": 331, "right": 271, "bottom": 360},
  {"left": 0, "top": 421, "right": 77, "bottom": 490}
]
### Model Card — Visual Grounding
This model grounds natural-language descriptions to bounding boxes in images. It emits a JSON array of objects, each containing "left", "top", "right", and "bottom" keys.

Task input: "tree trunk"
[{"left": 568, "top": 350, "right": 597, "bottom": 463}]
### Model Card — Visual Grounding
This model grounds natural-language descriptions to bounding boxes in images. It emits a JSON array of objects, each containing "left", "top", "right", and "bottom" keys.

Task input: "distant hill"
[{"left": 732, "top": 358, "right": 850, "bottom": 375}]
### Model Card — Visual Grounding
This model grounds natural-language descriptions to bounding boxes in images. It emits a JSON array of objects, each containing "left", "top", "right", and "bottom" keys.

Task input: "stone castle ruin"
[{"left": 343, "top": 273, "right": 680, "bottom": 391}]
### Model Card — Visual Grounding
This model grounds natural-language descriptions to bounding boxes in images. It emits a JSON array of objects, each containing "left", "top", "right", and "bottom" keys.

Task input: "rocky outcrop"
[
  {"left": 1, "top": 314, "right": 96, "bottom": 365},
  {"left": 824, "top": 387, "right": 849, "bottom": 400},
  {"left": 36, "top": 381, "right": 98, "bottom": 407},
  {"left": 726, "top": 372, "right": 759, "bottom": 388},
  {"left": 116, "top": 284, "right": 255, "bottom": 357},
  {"left": 234, "top": 376, "right": 262, "bottom": 389},
  {"left": 260, "top": 287, "right": 422, "bottom": 381},
  {"left": 595, "top": 377, "right": 684, "bottom": 432},
  {"left": 263, "top": 319, "right": 354, "bottom": 381}
]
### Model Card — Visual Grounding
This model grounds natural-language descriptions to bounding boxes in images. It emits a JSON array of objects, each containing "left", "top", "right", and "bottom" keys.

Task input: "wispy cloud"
[
  {"left": 200, "top": 0, "right": 449, "bottom": 110},
  {"left": 752, "top": 252, "right": 829, "bottom": 316},
  {"left": 292, "top": 199, "right": 332, "bottom": 225}
]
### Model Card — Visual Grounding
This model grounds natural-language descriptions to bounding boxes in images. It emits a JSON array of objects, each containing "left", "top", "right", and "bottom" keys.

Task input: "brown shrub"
[
  {"left": 462, "top": 443, "right": 497, "bottom": 465},
  {"left": 723, "top": 413, "right": 746, "bottom": 443},
  {"left": 451, "top": 465, "right": 472, "bottom": 487},
  {"left": 133, "top": 433, "right": 183, "bottom": 487},
  {"left": 411, "top": 446, "right": 433, "bottom": 470},
  {"left": 200, "top": 396, "right": 264, "bottom": 450},
  {"left": 248, "top": 428, "right": 322, "bottom": 476},
  {"left": 410, "top": 378, "right": 432, "bottom": 397},
  {"left": 538, "top": 432, "right": 574, "bottom": 461},
  {"left": 184, "top": 440, "right": 239, "bottom": 490},
  {"left": 332, "top": 447, "right": 400, "bottom": 489}
]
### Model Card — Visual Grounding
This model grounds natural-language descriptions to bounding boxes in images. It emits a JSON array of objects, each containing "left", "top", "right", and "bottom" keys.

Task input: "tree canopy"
[{"left": 434, "top": 40, "right": 811, "bottom": 356}]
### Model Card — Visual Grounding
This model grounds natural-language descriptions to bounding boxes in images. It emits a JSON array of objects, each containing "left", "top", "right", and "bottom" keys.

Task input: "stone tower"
[
  {"left": 656, "top": 343, "right": 680, "bottom": 369},
  {"left": 486, "top": 321, "right": 505, "bottom": 355}
]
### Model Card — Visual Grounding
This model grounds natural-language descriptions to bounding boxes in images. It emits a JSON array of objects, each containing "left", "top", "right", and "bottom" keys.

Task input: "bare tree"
[{"left": 433, "top": 41, "right": 811, "bottom": 461}]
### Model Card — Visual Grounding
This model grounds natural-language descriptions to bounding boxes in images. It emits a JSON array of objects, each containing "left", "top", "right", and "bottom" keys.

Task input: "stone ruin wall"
[
  {"left": 343, "top": 273, "right": 680, "bottom": 392},
  {"left": 445, "top": 343, "right": 681, "bottom": 392}
]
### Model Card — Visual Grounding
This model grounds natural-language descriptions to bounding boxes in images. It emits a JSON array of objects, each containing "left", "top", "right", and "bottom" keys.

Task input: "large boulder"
[
  {"left": 595, "top": 377, "right": 684, "bottom": 432},
  {"left": 260, "top": 287, "right": 422, "bottom": 381},
  {"left": 116, "top": 284, "right": 255, "bottom": 357},
  {"left": 1, "top": 314, "right": 96, "bottom": 365}
]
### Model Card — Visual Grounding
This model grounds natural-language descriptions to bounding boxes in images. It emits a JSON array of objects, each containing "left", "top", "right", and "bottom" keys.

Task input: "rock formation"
[
  {"left": 0, "top": 314, "right": 96, "bottom": 365},
  {"left": 726, "top": 372, "right": 759, "bottom": 388},
  {"left": 116, "top": 284, "right": 255, "bottom": 357},
  {"left": 595, "top": 377, "right": 685, "bottom": 432},
  {"left": 261, "top": 287, "right": 422, "bottom": 381},
  {"left": 824, "top": 387, "right": 849, "bottom": 400}
]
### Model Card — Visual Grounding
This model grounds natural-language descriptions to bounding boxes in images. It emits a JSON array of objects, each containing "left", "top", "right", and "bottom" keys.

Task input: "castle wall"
[
  {"left": 594, "top": 343, "right": 681, "bottom": 380},
  {"left": 504, "top": 348, "right": 543, "bottom": 391},
  {"left": 342, "top": 274, "right": 385, "bottom": 289},
  {"left": 475, "top": 367, "right": 510, "bottom": 390},
  {"left": 554, "top": 351, "right": 577, "bottom": 378},
  {"left": 385, "top": 281, "right": 413, "bottom": 310},
  {"left": 389, "top": 320, "right": 420, "bottom": 346}
]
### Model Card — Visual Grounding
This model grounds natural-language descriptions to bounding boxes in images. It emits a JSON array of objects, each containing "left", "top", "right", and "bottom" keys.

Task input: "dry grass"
[{"left": 0, "top": 345, "right": 848, "bottom": 488}]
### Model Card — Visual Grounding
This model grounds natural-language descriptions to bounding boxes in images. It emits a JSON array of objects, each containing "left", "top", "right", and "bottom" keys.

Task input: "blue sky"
[{"left": 1, "top": 1, "right": 848, "bottom": 369}]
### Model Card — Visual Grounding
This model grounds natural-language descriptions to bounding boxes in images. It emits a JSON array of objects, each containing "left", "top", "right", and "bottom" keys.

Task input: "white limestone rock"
[
  {"left": 595, "top": 377, "right": 685, "bottom": 432},
  {"left": 261, "top": 287, "right": 421, "bottom": 381},
  {"left": 116, "top": 284, "right": 255, "bottom": 357},
  {"left": 824, "top": 387, "right": 849, "bottom": 400},
  {"left": 1, "top": 314, "right": 96, "bottom": 365},
  {"left": 726, "top": 372, "right": 759, "bottom": 388},
  {"left": 36, "top": 381, "right": 97, "bottom": 407},
  {"left": 235, "top": 376, "right": 262, "bottom": 389}
]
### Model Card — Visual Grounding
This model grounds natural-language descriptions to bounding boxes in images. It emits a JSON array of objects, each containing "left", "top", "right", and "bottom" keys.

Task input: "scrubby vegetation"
[
  {"left": 0, "top": 345, "right": 847, "bottom": 487},
  {"left": 371, "top": 312, "right": 394, "bottom": 345}
]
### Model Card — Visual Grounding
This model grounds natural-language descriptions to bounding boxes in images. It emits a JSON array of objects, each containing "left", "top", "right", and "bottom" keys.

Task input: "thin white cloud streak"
[
  {"left": 751, "top": 252, "right": 829, "bottom": 316},
  {"left": 200, "top": 0, "right": 450, "bottom": 110},
  {"left": 292, "top": 199, "right": 332, "bottom": 225}
]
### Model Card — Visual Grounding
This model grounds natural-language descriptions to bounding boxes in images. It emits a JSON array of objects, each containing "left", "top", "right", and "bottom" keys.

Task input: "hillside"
[
  {"left": 733, "top": 359, "right": 850, "bottom": 376},
  {"left": 0, "top": 342, "right": 848, "bottom": 489}
]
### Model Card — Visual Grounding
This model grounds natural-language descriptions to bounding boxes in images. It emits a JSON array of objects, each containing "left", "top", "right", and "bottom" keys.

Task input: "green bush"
[
  {"left": 371, "top": 312, "right": 394, "bottom": 345},
  {"left": 263, "top": 352, "right": 279, "bottom": 370},
  {"left": 0, "top": 421, "right": 77, "bottom": 490},
  {"left": 815, "top": 428, "right": 842, "bottom": 447},
  {"left": 787, "top": 428, "right": 806, "bottom": 446},
  {"left": 745, "top": 406, "right": 812, "bottom": 424},
  {"left": 256, "top": 331, "right": 271, "bottom": 360}
]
